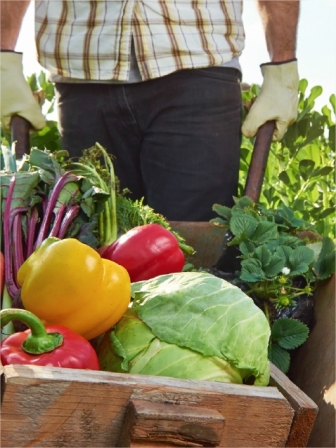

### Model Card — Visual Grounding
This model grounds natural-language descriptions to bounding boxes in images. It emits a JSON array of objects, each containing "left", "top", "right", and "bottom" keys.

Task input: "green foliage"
[
  {"left": 241, "top": 80, "right": 335, "bottom": 239},
  {"left": 26, "top": 72, "right": 62, "bottom": 152},
  {"left": 268, "top": 318, "right": 309, "bottom": 373},
  {"left": 211, "top": 195, "right": 335, "bottom": 373}
]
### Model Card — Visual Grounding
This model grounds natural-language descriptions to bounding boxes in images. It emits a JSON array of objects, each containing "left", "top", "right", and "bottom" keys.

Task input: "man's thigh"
[
  {"left": 130, "top": 67, "right": 243, "bottom": 221},
  {"left": 55, "top": 82, "right": 146, "bottom": 200}
]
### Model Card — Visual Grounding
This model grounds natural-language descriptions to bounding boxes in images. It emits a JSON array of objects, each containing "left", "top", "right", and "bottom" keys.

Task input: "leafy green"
[
  {"left": 98, "top": 272, "right": 271, "bottom": 385},
  {"left": 268, "top": 343, "right": 291, "bottom": 374},
  {"left": 115, "top": 194, "right": 195, "bottom": 256},
  {"left": 268, "top": 318, "right": 309, "bottom": 373},
  {"left": 271, "top": 318, "right": 309, "bottom": 350},
  {"left": 126, "top": 272, "right": 270, "bottom": 385}
]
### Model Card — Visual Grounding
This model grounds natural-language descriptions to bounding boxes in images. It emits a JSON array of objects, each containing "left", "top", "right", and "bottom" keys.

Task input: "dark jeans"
[{"left": 55, "top": 67, "right": 242, "bottom": 221}]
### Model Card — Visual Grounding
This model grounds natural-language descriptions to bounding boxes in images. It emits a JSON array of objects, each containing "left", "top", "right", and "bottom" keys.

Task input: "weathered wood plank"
[
  {"left": 289, "top": 274, "right": 335, "bottom": 448},
  {"left": 1, "top": 364, "right": 294, "bottom": 447},
  {"left": 118, "top": 399, "right": 225, "bottom": 447},
  {"left": 270, "top": 363, "right": 318, "bottom": 447}
]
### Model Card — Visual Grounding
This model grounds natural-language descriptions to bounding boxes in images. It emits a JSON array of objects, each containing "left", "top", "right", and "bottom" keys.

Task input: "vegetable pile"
[{"left": 1, "top": 142, "right": 333, "bottom": 384}]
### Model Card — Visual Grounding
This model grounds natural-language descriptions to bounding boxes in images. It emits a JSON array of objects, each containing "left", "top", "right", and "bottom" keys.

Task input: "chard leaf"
[
  {"left": 29, "top": 147, "right": 59, "bottom": 173},
  {"left": 54, "top": 181, "right": 81, "bottom": 211},
  {"left": 268, "top": 343, "right": 290, "bottom": 374},
  {"left": 0, "top": 172, "right": 40, "bottom": 209},
  {"left": 70, "top": 215, "right": 99, "bottom": 247},
  {"left": 240, "top": 258, "right": 265, "bottom": 282},
  {"left": 271, "top": 318, "right": 309, "bottom": 350},
  {"left": 132, "top": 272, "right": 270, "bottom": 385}
]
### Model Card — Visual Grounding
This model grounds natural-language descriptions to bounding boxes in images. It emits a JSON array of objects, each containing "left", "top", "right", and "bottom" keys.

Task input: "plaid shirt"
[{"left": 35, "top": 0, "right": 245, "bottom": 81}]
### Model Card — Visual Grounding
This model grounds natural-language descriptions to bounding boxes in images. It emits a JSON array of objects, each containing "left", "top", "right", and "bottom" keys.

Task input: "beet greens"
[{"left": 0, "top": 147, "right": 113, "bottom": 305}]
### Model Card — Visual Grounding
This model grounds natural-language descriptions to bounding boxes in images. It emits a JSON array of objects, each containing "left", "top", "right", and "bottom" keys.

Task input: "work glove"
[
  {"left": 0, "top": 51, "right": 46, "bottom": 133},
  {"left": 242, "top": 60, "right": 299, "bottom": 141}
]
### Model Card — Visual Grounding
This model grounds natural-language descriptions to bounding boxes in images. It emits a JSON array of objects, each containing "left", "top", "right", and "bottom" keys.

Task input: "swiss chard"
[{"left": 0, "top": 147, "right": 111, "bottom": 305}]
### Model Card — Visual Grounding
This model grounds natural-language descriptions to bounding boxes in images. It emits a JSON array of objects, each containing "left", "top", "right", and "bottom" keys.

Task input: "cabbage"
[{"left": 97, "top": 272, "right": 271, "bottom": 386}]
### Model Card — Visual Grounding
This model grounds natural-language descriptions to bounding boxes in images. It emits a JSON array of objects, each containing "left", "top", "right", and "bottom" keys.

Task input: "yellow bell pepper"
[{"left": 17, "top": 237, "right": 131, "bottom": 340}]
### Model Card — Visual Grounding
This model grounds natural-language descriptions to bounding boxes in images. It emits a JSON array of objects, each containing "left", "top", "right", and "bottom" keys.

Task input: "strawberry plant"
[{"left": 211, "top": 195, "right": 336, "bottom": 373}]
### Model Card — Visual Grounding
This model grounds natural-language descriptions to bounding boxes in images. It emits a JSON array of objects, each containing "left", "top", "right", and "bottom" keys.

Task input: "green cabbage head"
[{"left": 97, "top": 272, "right": 271, "bottom": 386}]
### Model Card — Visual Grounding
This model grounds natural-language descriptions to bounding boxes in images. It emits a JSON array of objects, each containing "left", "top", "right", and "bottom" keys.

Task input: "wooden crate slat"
[{"left": 1, "top": 364, "right": 294, "bottom": 447}]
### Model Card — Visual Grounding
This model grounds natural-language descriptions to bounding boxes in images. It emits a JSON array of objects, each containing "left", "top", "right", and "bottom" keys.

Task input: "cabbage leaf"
[{"left": 131, "top": 272, "right": 270, "bottom": 386}]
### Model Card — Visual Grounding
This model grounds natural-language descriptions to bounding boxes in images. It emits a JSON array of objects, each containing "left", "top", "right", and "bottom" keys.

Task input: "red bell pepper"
[
  {"left": 0, "top": 309, "right": 100, "bottom": 370},
  {"left": 101, "top": 223, "right": 185, "bottom": 282}
]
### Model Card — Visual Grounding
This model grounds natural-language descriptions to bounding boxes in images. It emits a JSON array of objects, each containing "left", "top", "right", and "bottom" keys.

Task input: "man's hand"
[
  {"left": 243, "top": 0, "right": 300, "bottom": 141},
  {"left": 242, "top": 60, "right": 299, "bottom": 141},
  {"left": 0, "top": 52, "right": 46, "bottom": 133}
]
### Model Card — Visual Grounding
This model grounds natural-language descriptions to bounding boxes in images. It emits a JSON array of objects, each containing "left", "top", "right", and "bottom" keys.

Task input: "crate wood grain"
[{"left": 0, "top": 362, "right": 317, "bottom": 448}]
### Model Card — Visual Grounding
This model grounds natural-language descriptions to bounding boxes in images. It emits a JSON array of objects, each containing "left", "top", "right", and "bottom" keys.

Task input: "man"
[{"left": 1, "top": 0, "right": 300, "bottom": 221}]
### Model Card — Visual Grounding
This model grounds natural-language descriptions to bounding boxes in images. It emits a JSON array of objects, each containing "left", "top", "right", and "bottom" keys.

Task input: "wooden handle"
[
  {"left": 244, "top": 120, "right": 275, "bottom": 203},
  {"left": 10, "top": 115, "right": 31, "bottom": 159},
  {"left": 118, "top": 399, "right": 225, "bottom": 447}
]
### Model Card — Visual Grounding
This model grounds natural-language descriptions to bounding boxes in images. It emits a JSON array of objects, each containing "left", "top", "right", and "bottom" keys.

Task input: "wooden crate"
[
  {"left": 0, "top": 221, "right": 320, "bottom": 447},
  {"left": 1, "top": 362, "right": 317, "bottom": 447}
]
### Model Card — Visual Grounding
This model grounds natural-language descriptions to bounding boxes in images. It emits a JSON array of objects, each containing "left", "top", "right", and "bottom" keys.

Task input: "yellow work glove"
[
  {"left": 0, "top": 51, "right": 46, "bottom": 133},
  {"left": 242, "top": 60, "right": 299, "bottom": 141}
]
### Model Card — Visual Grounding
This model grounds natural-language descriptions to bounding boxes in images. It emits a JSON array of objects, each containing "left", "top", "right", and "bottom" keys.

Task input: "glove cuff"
[
  {"left": 1, "top": 50, "right": 23, "bottom": 54},
  {"left": 260, "top": 58, "right": 297, "bottom": 68}
]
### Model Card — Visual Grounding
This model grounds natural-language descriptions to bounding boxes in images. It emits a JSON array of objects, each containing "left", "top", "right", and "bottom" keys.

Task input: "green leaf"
[
  {"left": 209, "top": 217, "right": 227, "bottom": 228},
  {"left": 298, "top": 78, "right": 308, "bottom": 95},
  {"left": 313, "top": 237, "right": 336, "bottom": 279},
  {"left": 296, "top": 144, "right": 321, "bottom": 166},
  {"left": 299, "top": 160, "right": 315, "bottom": 180},
  {"left": 232, "top": 195, "right": 255, "bottom": 210},
  {"left": 271, "top": 318, "right": 309, "bottom": 350},
  {"left": 240, "top": 258, "right": 265, "bottom": 282},
  {"left": 289, "top": 246, "right": 315, "bottom": 271},
  {"left": 230, "top": 214, "right": 258, "bottom": 238},
  {"left": 329, "top": 93, "right": 336, "bottom": 114},
  {"left": 250, "top": 221, "right": 278, "bottom": 244},
  {"left": 254, "top": 246, "right": 271, "bottom": 266},
  {"left": 212, "top": 204, "right": 232, "bottom": 221},
  {"left": 268, "top": 343, "right": 290, "bottom": 374},
  {"left": 263, "top": 255, "right": 285, "bottom": 278},
  {"left": 132, "top": 272, "right": 271, "bottom": 385},
  {"left": 275, "top": 244, "right": 295, "bottom": 264},
  {"left": 307, "top": 85, "right": 323, "bottom": 105},
  {"left": 239, "top": 240, "right": 256, "bottom": 255},
  {"left": 279, "top": 170, "right": 290, "bottom": 185}
]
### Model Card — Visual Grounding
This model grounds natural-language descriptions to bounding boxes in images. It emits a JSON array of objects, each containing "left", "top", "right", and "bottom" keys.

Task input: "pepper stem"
[{"left": 0, "top": 309, "right": 63, "bottom": 355}]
